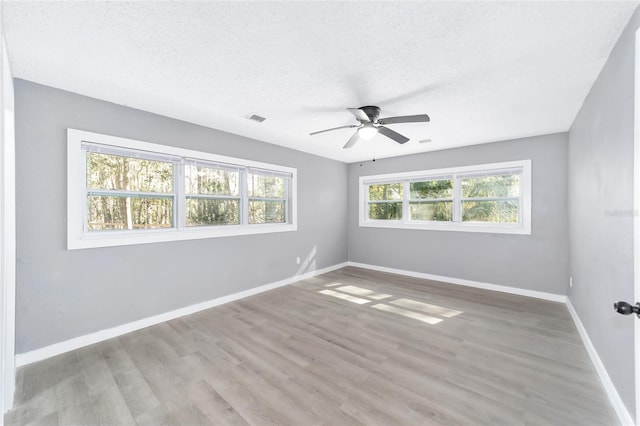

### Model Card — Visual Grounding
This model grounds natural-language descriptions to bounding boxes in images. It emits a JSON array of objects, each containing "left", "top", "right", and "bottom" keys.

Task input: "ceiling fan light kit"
[
  {"left": 358, "top": 123, "right": 378, "bottom": 140},
  {"left": 310, "top": 105, "right": 430, "bottom": 149}
]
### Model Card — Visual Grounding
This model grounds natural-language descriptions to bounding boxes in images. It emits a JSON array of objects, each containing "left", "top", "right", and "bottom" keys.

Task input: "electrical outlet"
[
  {"left": 569, "top": 276, "right": 573, "bottom": 288},
  {"left": 296, "top": 257, "right": 300, "bottom": 265}
]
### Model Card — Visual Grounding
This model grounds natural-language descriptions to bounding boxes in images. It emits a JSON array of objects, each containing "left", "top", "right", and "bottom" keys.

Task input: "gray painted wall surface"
[
  {"left": 347, "top": 133, "right": 569, "bottom": 295},
  {"left": 14, "top": 79, "right": 348, "bottom": 353},
  {"left": 568, "top": 8, "right": 640, "bottom": 419}
]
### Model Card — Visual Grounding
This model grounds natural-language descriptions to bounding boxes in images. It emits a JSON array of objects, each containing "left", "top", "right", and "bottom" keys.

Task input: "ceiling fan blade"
[
  {"left": 378, "top": 114, "right": 430, "bottom": 125},
  {"left": 378, "top": 126, "right": 410, "bottom": 144},
  {"left": 343, "top": 132, "right": 360, "bottom": 149},
  {"left": 348, "top": 107, "right": 371, "bottom": 122},
  {"left": 309, "top": 124, "right": 358, "bottom": 136}
]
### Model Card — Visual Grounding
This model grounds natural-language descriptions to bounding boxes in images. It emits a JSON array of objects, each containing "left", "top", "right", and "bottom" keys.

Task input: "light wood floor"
[{"left": 5, "top": 267, "right": 618, "bottom": 425}]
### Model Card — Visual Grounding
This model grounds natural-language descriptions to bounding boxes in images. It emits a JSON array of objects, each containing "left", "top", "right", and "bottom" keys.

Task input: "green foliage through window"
[
  {"left": 248, "top": 174, "right": 287, "bottom": 224},
  {"left": 410, "top": 179, "right": 453, "bottom": 199},
  {"left": 461, "top": 174, "right": 520, "bottom": 223},
  {"left": 185, "top": 165, "right": 239, "bottom": 196},
  {"left": 249, "top": 174, "right": 285, "bottom": 198},
  {"left": 369, "top": 202, "right": 402, "bottom": 220},
  {"left": 87, "top": 152, "right": 173, "bottom": 193},
  {"left": 369, "top": 183, "right": 403, "bottom": 201},
  {"left": 408, "top": 179, "right": 453, "bottom": 221},
  {"left": 87, "top": 195, "right": 173, "bottom": 231},
  {"left": 250, "top": 201, "right": 286, "bottom": 224},
  {"left": 461, "top": 174, "right": 519, "bottom": 198},
  {"left": 462, "top": 200, "right": 518, "bottom": 223},
  {"left": 410, "top": 202, "right": 452, "bottom": 221},
  {"left": 86, "top": 152, "right": 174, "bottom": 231},
  {"left": 186, "top": 198, "right": 239, "bottom": 226}
]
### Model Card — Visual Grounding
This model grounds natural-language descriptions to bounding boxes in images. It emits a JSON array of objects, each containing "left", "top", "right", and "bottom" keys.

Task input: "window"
[
  {"left": 248, "top": 171, "right": 289, "bottom": 224},
  {"left": 359, "top": 160, "right": 531, "bottom": 234},
  {"left": 368, "top": 183, "right": 403, "bottom": 220},
  {"left": 409, "top": 177, "right": 453, "bottom": 222},
  {"left": 184, "top": 163, "right": 240, "bottom": 227},
  {"left": 460, "top": 172, "right": 520, "bottom": 223},
  {"left": 85, "top": 149, "right": 176, "bottom": 231},
  {"left": 68, "top": 129, "right": 297, "bottom": 249}
]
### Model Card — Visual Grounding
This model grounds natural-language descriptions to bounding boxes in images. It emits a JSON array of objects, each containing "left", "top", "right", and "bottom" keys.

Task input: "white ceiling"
[{"left": 3, "top": 1, "right": 638, "bottom": 163}]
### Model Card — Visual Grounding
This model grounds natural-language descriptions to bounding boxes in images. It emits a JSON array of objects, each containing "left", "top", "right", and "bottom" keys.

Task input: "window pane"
[
  {"left": 248, "top": 174, "right": 285, "bottom": 198},
  {"left": 462, "top": 200, "right": 519, "bottom": 223},
  {"left": 87, "top": 152, "right": 173, "bottom": 193},
  {"left": 87, "top": 196, "right": 173, "bottom": 231},
  {"left": 461, "top": 174, "right": 520, "bottom": 198},
  {"left": 410, "top": 201, "right": 452, "bottom": 221},
  {"left": 249, "top": 200, "right": 286, "bottom": 224},
  {"left": 368, "top": 202, "right": 402, "bottom": 220},
  {"left": 185, "top": 165, "right": 239, "bottom": 196},
  {"left": 410, "top": 179, "right": 453, "bottom": 199},
  {"left": 368, "top": 183, "right": 403, "bottom": 201},
  {"left": 186, "top": 198, "right": 239, "bottom": 226}
]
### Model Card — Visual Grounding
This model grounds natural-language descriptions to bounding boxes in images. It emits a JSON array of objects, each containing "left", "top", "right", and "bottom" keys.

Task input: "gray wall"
[
  {"left": 568, "top": 7, "right": 640, "bottom": 420},
  {"left": 14, "top": 79, "right": 348, "bottom": 353},
  {"left": 348, "top": 133, "right": 569, "bottom": 295}
]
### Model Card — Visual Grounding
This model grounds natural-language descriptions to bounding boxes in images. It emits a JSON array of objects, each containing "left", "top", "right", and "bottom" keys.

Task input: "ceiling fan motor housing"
[{"left": 359, "top": 106, "right": 381, "bottom": 122}]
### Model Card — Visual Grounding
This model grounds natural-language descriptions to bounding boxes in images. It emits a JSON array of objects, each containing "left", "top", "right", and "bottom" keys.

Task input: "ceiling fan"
[{"left": 310, "top": 105, "right": 430, "bottom": 149}]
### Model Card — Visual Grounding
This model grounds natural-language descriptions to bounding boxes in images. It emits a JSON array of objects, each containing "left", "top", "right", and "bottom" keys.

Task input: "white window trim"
[
  {"left": 359, "top": 160, "right": 531, "bottom": 235},
  {"left": 67, "top": 129, "right": 297, "bottom": 250}
]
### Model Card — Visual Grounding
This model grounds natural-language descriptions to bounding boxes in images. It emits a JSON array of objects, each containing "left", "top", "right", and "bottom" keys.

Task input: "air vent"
[{"left": 247, "top": 114, "right": 266, "bottom": 123}]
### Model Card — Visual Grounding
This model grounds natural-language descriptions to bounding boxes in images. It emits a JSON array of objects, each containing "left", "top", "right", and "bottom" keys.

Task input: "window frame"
[
  {"left": 407, "top": 176, "right": 455, "bottom": 223},
  {"left": 247, "top": 169, "right": 291, "bottom": 225},
  {"left": 359, "top": 160, "right": 531, "bottom": 235},
  {"left": 68, "top": 129, "right": 297, "bottom": 250},
  {"left": 84, "top": 145, "right": 179, "bottom": 232},
  {"left": 183, "top": 161, "right": 243, "bottom": 227}
]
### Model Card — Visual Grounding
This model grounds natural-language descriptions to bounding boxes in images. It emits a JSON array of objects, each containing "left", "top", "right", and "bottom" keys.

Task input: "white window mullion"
[
  {"left": 175, "top": 159, "right": 185, "bottom": 229},
  {"left": 364, "top": 184, "right": 371, "bottom": 222},
  {"left": 240, "top": 168, "right": 249, "bottom": 225},
  {"left": 82, "top": 148, "right": 89, "bottom": 233},
  {"left": 519, "top": 173, "right": 525, "bottom": 226},
  {"left": 402, "top": 181, "right": 410, "bottom": 223},
  {"left": 284, "top": 177, "right": 290, "bottom": 224},
  {"left": 453, "top": 174, "right": 462, "bottom": 223}
]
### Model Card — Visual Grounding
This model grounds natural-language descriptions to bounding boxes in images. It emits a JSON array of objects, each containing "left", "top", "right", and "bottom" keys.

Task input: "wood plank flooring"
[{"left": 4, "top": 267, "right": 618, "bottom": 425}]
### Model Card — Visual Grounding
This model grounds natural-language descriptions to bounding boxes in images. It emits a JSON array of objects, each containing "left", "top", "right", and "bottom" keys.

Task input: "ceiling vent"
[{"left": 247, "top": 114, "right": 266, "bottom": 123}]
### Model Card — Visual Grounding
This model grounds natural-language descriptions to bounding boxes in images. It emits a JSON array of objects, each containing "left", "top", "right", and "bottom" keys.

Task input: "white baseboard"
[
  {"left": 566, "top": 300, "right": 634, "bottom": 426},
  {"left": 346, "top": 261, "right": 567, "bottom": 303},
  {"left": 15, "top": 262, "right": 348, "bottom": 368}
]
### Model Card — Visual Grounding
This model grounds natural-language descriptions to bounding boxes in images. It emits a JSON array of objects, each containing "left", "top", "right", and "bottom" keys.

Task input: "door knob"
[{"left": 613, "top": 301, "right": 640, "bottom": 317}]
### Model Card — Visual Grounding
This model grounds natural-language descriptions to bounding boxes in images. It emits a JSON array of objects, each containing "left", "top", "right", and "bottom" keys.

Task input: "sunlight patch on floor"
[
  {"left": 319, "top": 289, "right": 370, "bottom": 304},
  {"left": 336, "top": 285, "right": 392, "bottom": 300},
  {"left": 317, "top": 282, "right": 464, "bottom": 325},
  {"left": 390, "top": 298, "right": 462, "bottom": 318},
  {"left": 371, "top": 304, "right": 443, "bottom": 325}
]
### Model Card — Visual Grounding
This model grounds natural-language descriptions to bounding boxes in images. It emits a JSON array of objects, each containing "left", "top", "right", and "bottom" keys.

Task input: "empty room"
[{"left": 1, "top": 1, "right": 639, "bottom": 425}]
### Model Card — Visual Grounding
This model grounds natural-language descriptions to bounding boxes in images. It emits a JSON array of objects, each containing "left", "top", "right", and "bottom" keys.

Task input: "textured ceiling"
[{"left": 3, "top": 1, "right": 638, "bottom": 163}]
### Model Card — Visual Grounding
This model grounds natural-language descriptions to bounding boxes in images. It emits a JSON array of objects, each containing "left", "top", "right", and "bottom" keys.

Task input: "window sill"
[
  {"left": 359, "top": 220, "right": 531, "bottom": 235},
  {"left": 68, "top": 223, "right": 298, "bottom": 250}
]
